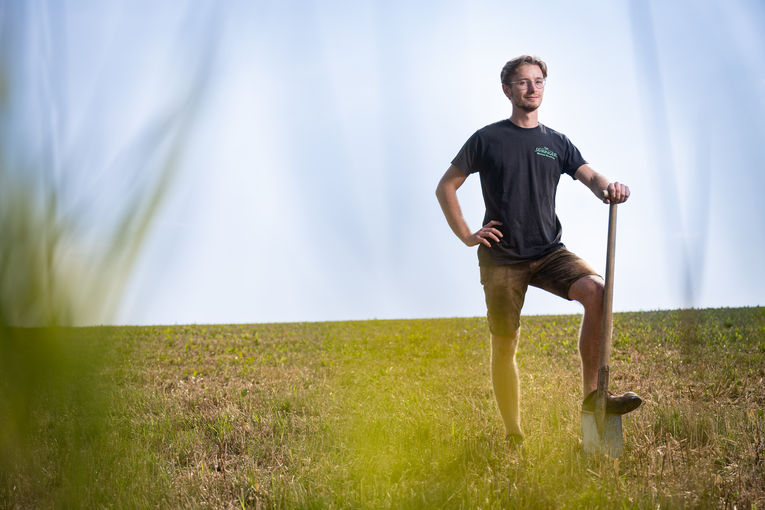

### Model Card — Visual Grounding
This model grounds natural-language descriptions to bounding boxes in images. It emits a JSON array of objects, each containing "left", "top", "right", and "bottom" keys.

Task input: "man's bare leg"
[
  {"left": 568, "top": 275, "right": 604, "bottom": 396},
  {"left": 569, "top": 275, "right": 643, "bottom": 414},
  {"left": 491, "top": 329, "right": 523, "bottom": 437}
]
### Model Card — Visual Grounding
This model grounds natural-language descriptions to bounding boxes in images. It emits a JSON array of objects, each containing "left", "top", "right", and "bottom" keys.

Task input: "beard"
[
  {"left": 515, "top": 96, "right": 541, "bottom": 113},
  {"left": 517, "top": 102, "right": 540, "bottom": 113}
]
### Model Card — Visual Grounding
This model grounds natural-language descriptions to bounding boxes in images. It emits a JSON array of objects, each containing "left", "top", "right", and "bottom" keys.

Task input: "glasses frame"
[{"left": 508, "top": 78, "right": 546, "bottom": 90}]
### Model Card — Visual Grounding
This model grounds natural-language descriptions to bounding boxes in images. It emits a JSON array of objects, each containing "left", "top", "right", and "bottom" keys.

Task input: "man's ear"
[{"left": 502, "top": 83, "right": 512, "bottom": 100}]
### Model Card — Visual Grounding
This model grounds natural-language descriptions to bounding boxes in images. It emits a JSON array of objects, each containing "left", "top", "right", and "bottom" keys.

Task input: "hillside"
[{"left": 2, "top": 307, "right": 763, "bottom": 508}]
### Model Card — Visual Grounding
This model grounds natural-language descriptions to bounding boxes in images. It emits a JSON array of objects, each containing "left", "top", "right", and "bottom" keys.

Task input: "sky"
[{"left": 2, "top": 0, "right": 764, "bottom": 326}]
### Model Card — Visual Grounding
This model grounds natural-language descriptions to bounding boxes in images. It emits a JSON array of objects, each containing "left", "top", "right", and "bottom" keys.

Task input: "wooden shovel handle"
[
  {"left": 600, "top": 196, "right": 617, "bottom": 377},
  {"left": 596, "top": 191, "right": 617, "bottom": 435}
]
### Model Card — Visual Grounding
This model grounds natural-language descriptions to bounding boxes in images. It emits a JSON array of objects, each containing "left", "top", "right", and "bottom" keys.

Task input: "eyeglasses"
[{"left": 509, "top": 79, "right": 546, "bottom": 90}]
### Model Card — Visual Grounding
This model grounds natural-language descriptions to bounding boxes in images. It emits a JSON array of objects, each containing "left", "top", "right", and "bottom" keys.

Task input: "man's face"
[{"left": 502, "top": 64, "right": 545, "bottom": 113}]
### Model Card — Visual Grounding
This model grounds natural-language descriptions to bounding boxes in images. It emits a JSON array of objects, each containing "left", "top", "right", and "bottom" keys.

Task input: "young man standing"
[{"left": 435, "top": 55, "right": 641, "bottom": 444}]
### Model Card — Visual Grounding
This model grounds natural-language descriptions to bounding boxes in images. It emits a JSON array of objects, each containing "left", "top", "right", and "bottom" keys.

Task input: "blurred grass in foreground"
[
  {"left": 0, "top": 174, "right": 170, "bottom": 506},
  {"left": 0, "top": 4, "right": 215, "bottom": 507}
]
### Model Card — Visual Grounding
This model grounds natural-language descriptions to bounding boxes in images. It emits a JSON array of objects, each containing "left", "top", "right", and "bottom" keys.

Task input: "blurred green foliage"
[{"left": 0, "top": 5, "right": 215, "bottom": 506}]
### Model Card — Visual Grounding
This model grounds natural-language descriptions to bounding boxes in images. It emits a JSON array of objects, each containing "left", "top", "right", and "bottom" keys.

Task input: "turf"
[{"left": 1, "top": 307, "right": 763, "bottom": 508}]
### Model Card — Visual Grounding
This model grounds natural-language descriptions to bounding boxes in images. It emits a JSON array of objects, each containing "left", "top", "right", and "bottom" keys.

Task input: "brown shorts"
[{"left": 479, "top": 248, "right": 599, "bottom": 336}]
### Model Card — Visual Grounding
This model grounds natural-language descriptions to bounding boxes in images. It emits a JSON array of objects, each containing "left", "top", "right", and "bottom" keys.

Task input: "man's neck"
[{"left": 509, "top": 110, "right": 539, "bottom": 128}]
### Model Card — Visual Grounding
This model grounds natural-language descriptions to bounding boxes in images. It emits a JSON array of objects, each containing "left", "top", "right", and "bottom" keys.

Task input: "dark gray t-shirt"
[{"left": 452, "top": 119, "right": 586, "bottom": 265}]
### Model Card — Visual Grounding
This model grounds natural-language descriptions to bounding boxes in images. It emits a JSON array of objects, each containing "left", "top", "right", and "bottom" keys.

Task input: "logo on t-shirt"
[{"left": 535, "top": 146, "right": 558, "bottom": 160}]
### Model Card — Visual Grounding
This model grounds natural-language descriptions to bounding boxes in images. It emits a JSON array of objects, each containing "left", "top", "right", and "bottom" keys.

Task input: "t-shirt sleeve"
[
  {"left": 451, "top": 131, "right": 482, "bottom": 176},
  {"left": 561, "top": 135, "right": 587, "bottom": 179}
]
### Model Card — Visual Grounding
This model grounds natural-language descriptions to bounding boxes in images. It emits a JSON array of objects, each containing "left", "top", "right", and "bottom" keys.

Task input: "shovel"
[{"left": 581, "top": 193, "right": 622, "bottom": 457}]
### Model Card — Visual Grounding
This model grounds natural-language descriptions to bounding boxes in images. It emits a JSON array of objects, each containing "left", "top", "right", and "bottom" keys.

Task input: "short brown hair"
[{"left": 501, "top": 55, "right": 548, "bottom": 85}]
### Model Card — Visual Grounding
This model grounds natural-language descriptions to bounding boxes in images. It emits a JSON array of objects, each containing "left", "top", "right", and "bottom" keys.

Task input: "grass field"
[{"left": 1, "top": 307, "right": 764, "bottom": 509}]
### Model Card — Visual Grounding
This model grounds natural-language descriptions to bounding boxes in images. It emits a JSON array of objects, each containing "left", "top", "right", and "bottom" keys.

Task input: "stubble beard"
[
  {"left": 511, "top": 94, "right": 541, "bottom": 113},
  {"left": 518, "top": 95, "right": 542, "bottom": 113}
]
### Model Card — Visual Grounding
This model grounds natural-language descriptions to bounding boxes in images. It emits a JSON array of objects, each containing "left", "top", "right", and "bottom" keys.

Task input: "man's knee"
[
  {"left": 569, "top": 275, "right": 604, "bottom": 310},
  {"left": 492, "top": 329, "right": 520, "bottom": 360},
  {"left": 487, "top": 308, "right": 522, "bottom": 339}
]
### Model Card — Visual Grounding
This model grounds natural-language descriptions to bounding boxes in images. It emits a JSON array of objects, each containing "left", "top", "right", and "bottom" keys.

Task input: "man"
[{"left": 435, "top": 55, "right": 641, "bottom": 444}]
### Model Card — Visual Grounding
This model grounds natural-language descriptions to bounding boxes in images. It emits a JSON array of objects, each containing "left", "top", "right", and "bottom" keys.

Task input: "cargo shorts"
[{"left": 479, "top": 248, "right": 599, "bottom": 336}]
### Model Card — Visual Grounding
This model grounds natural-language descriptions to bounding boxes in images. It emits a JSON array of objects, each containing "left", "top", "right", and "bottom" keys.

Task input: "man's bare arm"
[
  {"left": 574, "top": 164, "right": 630, "bottom": 204},
  {"left": 435, "top": 165, "right": 503, "bottom": 248}
]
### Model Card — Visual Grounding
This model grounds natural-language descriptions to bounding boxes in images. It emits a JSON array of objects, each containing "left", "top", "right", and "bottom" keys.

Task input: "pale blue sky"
[{"left": 3, "top": 1, "right": 764, "bottom": 325}]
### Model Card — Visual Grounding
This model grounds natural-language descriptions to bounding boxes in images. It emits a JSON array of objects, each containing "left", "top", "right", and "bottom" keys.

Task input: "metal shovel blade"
[{"left": 581, "top": 411, "right": 623, "bottom": 457}]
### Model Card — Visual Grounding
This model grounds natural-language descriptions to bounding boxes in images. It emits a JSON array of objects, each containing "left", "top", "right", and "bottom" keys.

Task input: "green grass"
[{"left": 2, "top": 307, "right": 764, "bottom": 508}]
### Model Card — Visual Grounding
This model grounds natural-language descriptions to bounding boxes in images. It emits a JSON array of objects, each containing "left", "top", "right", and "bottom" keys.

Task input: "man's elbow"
[{"left": 435, "top": 180, "right": 448, "bottom": 201}]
